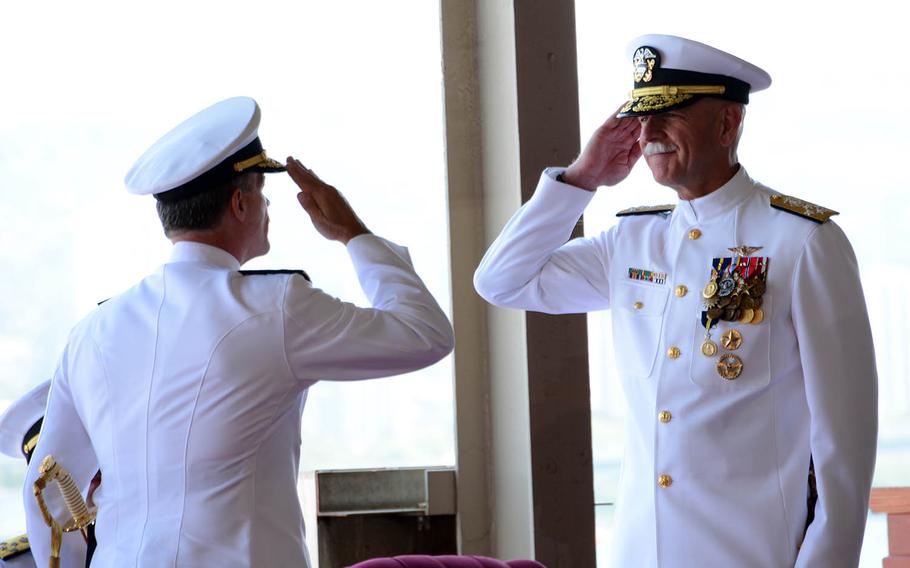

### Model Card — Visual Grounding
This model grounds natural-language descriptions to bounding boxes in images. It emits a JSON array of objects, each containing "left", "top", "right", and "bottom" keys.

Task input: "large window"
[
  {"left": 574, "top": 2, "right": 909, "bottom": 565},
  {"left": 0, "top": 1, "right": 453, "bottom": 534}
]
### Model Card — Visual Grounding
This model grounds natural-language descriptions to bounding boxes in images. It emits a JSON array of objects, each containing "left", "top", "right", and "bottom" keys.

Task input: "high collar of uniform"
[
  {"left": 673, "top": 166, "right": 754, "bottom": 223},
  {"left": 169, "top": 241, "right": 241, "bottom": 270}
]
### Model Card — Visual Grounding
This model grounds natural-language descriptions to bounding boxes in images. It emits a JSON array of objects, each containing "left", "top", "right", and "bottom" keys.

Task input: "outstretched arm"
[
  {"left": 282, "top": 158, "right": 454, "bottom": 381},
  {"left": 474, "top": 105, "right": 640, "bottom": 313}
]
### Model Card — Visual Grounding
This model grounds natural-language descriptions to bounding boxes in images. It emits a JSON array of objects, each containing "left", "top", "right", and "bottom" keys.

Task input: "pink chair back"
[{"left": 347, "top": 555, "right": 546, "bottom": 568}]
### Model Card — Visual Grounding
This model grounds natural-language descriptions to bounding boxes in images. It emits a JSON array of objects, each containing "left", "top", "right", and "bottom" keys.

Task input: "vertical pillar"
[
  {"left": 440, "top": 1, "right": 594, "bottom": 565},
  {"left": 513, "top": 3, "right": 595, "bottom": 566},
  {"left": 440, "top": 0, "right": 495, "bottom": 555}
]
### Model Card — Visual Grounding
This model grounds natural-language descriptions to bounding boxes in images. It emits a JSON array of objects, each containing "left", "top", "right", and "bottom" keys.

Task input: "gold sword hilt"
[{"left": 33, "top": 455, "right": 97, "bottom": 568}]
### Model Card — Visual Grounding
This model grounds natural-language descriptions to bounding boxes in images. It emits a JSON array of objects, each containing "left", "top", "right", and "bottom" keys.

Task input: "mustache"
[{"left": 642, "top": 142, "right": 679, "bottom": 156}]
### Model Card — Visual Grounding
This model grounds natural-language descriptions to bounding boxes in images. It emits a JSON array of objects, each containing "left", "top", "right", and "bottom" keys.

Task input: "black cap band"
[
  {"left": 154, "top": 138, "right": 284, "bottom": 202},
  {"left": 642, "top": 68, "right": 751, "bottom": 104}
]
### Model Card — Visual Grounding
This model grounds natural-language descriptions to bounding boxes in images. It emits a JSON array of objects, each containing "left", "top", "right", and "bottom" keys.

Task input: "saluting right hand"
[
  {"left": 562, "top": 103, "right": 642, "bottom": 191},
  {"left": 286, "top": 157, "right": 371, "bottom": 245}
]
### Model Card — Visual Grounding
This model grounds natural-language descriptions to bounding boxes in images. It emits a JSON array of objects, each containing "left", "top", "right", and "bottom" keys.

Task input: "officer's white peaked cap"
[
  {"left": 125, "top": 96, "right": 285, "bottom": 201},
  {"left": 618, "top": 34, "right": 771, "bottom": 117}
]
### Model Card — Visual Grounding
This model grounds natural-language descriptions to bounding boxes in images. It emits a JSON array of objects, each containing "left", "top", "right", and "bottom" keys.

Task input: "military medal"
[
  {"left": 720, "top": 329, "right": 743, "bottom": 350},
  {"left": 718, "top": 276, "right": 736, "bottom": 297},
  {"left": 702, "top": 281, "right": 718, "bottom": 299},
  {"left": 701, "top": 251, "right": 769, "bottom": 329},
  {"left": 701, "top": 317, "right": 718, "bottom": 357},
  {"left": 701, "top": 339, "right": 718, "bottom": 357},
  {"left": 716, "top": 353, "right": 744, "bottom": 380}
]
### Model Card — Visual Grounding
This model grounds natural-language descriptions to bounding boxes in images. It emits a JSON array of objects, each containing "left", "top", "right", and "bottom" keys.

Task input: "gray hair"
[{"left": 156, "top": 173, "right": 258, "bottom": 237}]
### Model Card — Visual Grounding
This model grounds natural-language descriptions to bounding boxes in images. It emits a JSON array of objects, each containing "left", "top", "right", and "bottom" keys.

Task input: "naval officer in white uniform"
[
  {"left": 475, "top": 35, "right": 877, "bottom": 567},
  {"left": 23, "top": 96, "right": 455, "bottom": 568}
]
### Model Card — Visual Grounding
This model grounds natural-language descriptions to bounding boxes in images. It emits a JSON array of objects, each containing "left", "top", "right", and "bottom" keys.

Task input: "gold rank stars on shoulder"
[{"left": 770, "top": 194, "right": 838, "bottom": 223}]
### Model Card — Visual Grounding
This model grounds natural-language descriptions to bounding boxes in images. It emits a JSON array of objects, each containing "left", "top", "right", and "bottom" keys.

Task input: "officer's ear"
[
  {"left": 229, "top": 186, "right": 248, "bottom": 221},
  {"left": 718, "top": 103, "right": 744, "bottom": 148}
]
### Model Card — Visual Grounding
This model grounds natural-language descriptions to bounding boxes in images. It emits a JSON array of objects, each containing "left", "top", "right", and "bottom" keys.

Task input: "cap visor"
[
  {"left": 617, "top": 93, "right": 702, "bottom": 118},
  {"left": 249, "top": 156, "right": 287, "bottom": 173}
]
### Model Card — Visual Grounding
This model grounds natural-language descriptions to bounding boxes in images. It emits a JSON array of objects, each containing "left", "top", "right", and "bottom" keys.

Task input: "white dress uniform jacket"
[
  {"left": 24, "top": 237, "right": 454, "bottom": 568},
  {"left": 474, "top": 167, "right": 877, "bottom": 567}
]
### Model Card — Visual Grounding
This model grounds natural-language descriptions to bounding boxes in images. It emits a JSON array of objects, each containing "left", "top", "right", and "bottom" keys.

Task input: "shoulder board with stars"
[
  {"left": 770, "top": 194, "right": 838, "bottom": 224},
  {"left": 0, "top": 534, "right": 30, "bottom": 561},
  {"left": 616, "top": 204, "right": 676, "bottom": 218},
  {"left": 240, "top": 269, "right": 311, "bottom": 283}
]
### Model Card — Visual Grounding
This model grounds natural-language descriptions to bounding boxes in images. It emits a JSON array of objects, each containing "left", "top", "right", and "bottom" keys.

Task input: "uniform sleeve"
[
  {"left": 473, "top": 168, "right": 614, "bottom": 314},
  {"left": 23, "top": 353, "right": 95, "bottom": 568},
  {"left": 792, "top": 221, "right": 878, "bottom": 567},
  {"left": 283, "top": 234, "right": 455, "bottom": 381}
]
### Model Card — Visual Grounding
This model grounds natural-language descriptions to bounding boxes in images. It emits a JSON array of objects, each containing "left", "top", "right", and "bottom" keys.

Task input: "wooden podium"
[{"left": 871, "top": 488, "right": 910, "bottom": 567}]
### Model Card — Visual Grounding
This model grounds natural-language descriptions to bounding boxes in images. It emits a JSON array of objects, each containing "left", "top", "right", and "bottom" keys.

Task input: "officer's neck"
[
  {"left": 169, "top": 230, "right": 245, "bottom": 265},
  {"left": 672, "top": 163, "right": 740, "bottom": 201}
]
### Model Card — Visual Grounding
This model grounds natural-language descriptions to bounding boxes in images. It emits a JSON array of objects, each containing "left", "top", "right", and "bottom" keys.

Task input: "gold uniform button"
[
  {"left": 658, "top": 474, "right": 673, "bottom": 488},
  {"left": 675, "top": 285, "right": 688, "bottom": 298},
  {"left": 667, "top": 346, "right": 681, "bottom": 359},
  {"left": 633, "top": 301, "right": 644, "bottom": 310},
  {"left": 688, "top": 228, "right": 702, "bottom": 240},
  {"left": 658, "top": 410, "right": 672, "bottom": 423}
]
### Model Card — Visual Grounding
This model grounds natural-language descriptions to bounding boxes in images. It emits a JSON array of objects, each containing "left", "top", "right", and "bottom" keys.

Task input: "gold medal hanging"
[
  {"left": 701, "top": 317, "right": 718, "bottom": 357},
  {"left": 702, "top": 280, "right": 719, "bottom": 299},
  {"left": 701, "top": 340, "right": 718, "bottom": 357}
]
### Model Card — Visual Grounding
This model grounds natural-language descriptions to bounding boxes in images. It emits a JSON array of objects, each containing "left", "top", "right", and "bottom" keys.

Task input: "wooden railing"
[{"left": 870, "top": 487, "right": 910, "bottom": 567}]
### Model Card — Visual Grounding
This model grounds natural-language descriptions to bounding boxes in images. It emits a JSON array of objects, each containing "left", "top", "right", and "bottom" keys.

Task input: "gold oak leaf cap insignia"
[
  {"left": 616, "top": 204, "right": 676, "bottom": 217},
  {"left": 770, "top": 194, "right": 838, "bottom": 223}
]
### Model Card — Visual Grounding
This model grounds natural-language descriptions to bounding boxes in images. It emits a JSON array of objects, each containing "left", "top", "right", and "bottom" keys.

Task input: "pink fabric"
[{"left": 347, "top": 555, "right": 546, "bottom": 568}]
